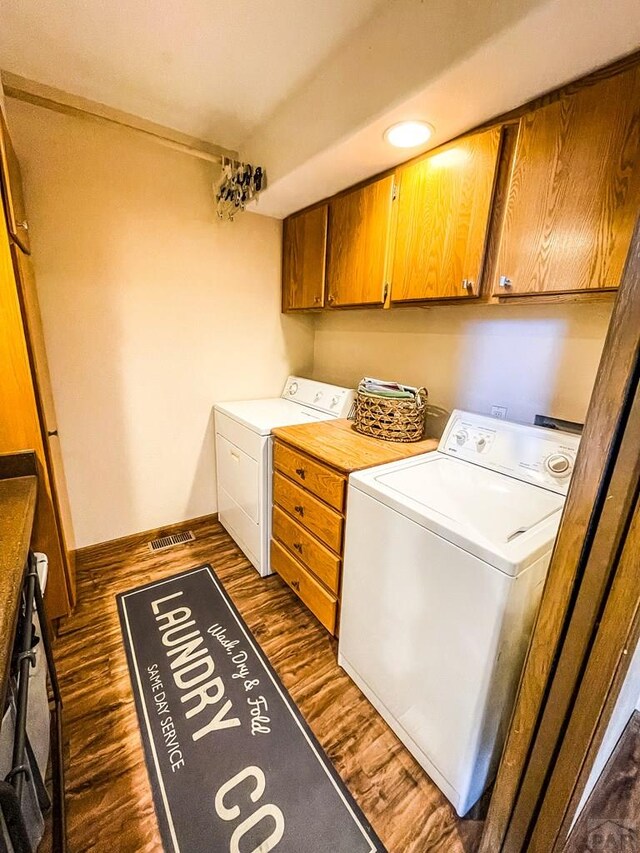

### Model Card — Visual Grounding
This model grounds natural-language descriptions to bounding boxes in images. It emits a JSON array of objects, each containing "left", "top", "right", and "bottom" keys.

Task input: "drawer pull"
[
  {"left": 293, "top": 542, "right": 303, "bottom": 553},
  {"left": 290, "top": 579, "right": 300, "bottom": 591},
  {"left": 230, "top": 451, "right": 240, "bottom": 462},
  {"left": 295, "top": 467, "right": 306, "bottom": 479},
  {"left": 294, "top": 505, "right": 305, "bottom": 516}
]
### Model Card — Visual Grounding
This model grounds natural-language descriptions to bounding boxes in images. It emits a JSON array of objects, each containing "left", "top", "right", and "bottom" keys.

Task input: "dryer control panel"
[
  {"left": 281, "top": 376, "right": 355, "bottom": 418},
  {"left": 440, "top": 410, "right": 580, "bottom": 495}
]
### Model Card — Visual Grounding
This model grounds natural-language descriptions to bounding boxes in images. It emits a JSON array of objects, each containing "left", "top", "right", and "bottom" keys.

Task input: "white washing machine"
[
  {"left": 214, "top": 376, "right": 355, "bottom": 577},
  {"left": 338, "top": 410, "right": 580, "bottom": 816}
]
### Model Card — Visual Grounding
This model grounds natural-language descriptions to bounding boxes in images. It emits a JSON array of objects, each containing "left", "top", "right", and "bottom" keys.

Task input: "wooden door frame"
[
  {"left": 479, "top": 217, "right": 640, "bottom": 852},
  {"left": 539, "top": 490, "right": 640, "bottom": 851}
]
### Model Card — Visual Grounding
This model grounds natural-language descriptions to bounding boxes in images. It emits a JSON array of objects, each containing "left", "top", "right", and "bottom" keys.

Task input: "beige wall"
[
  {"left": 6, "top": 99, "right": 314, "bottom": 548},
  {"left": 312, "top": 302, "right": 612, "bottom": 434}
]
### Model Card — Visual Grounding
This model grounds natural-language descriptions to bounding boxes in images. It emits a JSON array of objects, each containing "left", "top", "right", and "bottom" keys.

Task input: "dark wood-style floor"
[
  {"left": 564, "top": 711, "right": 640, "bottom": 852},
  {"left": 45, "top": 515, "right": 484, "bottom": 852}
]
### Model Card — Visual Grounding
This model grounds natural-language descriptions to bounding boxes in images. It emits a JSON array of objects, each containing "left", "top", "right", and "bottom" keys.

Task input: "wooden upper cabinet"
[
  {"left": 326, "top": 175, "right": 395, "bottom": 307},
  {"left": 0, "top": 111, "right": 30, "bottom": 254},
  {"left": 391, "top": 127, "right": 502, "bottom": 302},
  {"left": 494, "top": 65, "right": 640, "bottom": 297},
  {"left": 282, "top": 204, "right": 328, "bottom": 310}
]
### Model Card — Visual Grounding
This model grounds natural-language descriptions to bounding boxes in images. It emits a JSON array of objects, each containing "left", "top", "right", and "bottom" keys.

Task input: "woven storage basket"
[{"left": 353, "top": 387, "right": 428, "bottom": 442}]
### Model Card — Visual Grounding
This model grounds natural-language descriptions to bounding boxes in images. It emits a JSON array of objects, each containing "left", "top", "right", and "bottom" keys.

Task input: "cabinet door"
[
  {"left": 0, "top": 111, "right": 30, "bottom": 253},
  {"left": 282, "top": 204, "right": 328, "bottom": 310},
  {"left": 494, "top": 65, "right": 640, "bottom": 296},
  {"left": 10, "top": 204, "right": 77, "bottom": 604},
  {"left": 0, "top": 216, "right": 70, "bottom": 619},
  {"left": 13, "top": 248, "right": 77, "bottom": 593},
  {"left": 326, "top": 175, "right": 395, "bottom": 307},
  {"left": 11, "top": 246, "right": 57, "bottom": 432},
  {"left": 392, "top": 127, "right": 502, "bottom": 302}
]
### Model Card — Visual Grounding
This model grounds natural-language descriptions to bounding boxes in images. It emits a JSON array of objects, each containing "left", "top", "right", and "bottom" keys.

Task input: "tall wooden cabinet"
[
  {"left": 0, "top": 110, "right": 75, "bottom": 618},
  {"left": 391, "top": 127, "right": 502, "bottom": 301},
  {"left": 493, "top": 64, "right": 640, "bottom": 297},
  {"left": 326, "top": 175, "right": 395, "bottom": 307}
]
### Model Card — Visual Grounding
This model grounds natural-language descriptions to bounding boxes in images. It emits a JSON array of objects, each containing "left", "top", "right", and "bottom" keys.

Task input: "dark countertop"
[{"left": 0, "top": 451, "right": 38, "bottom": 712}]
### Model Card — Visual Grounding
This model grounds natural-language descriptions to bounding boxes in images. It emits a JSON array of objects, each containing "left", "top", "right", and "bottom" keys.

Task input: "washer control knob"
[
  {"left": 330, "top": 395, "right": 340, "bottom": 408},
  {"left": 454, "top": 429, "right": 468, "bottom": 446},
  {"left": 288, "top": 381, "right": 299, "bottom": 396},
  {"left": 314, "top": 392, "right": 322, "bottom": 403},
  {"left": 476, "top": 436, "right": 487, "bottom": 451},
  {"left": 545, "top": 453, "right": 572, "bottom": 476}
]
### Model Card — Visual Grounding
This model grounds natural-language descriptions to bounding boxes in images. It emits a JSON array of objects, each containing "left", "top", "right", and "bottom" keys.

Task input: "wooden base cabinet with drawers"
[
  {"left": 271, "top": 442, "right": 346, "bottom": 634},
  {"left": 270, "top": 421, "right": 438, "bottom": 635}
]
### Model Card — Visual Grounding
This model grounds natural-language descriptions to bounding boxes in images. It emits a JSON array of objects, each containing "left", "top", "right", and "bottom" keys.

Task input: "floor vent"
[{"left": 148, "top": 530, "right": 196, "bottom": 552}]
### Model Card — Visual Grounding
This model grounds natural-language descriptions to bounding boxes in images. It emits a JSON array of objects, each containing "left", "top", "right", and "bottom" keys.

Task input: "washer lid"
[
  {"left": 214, "top": 398, "right": 331, "bottom": 435},
  {"left": 353, "top": 453, "right": 565, "bottom": 575}
]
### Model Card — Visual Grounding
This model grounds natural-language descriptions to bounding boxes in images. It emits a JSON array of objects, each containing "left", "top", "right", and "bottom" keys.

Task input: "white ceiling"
[
  {"left": 2, "top": 0, "right": 640, "bottom": 218},
  {"left": 243, "top": 0, "right": 640, "bottom": 216},
  {"left": 0, "top": 0, "right": 386, "bottom": 148}
]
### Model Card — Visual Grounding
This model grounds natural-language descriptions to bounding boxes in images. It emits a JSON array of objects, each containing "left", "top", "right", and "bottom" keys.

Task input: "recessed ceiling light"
[{"left": 384, "top": 120, "right": 434, "bottom": 148}]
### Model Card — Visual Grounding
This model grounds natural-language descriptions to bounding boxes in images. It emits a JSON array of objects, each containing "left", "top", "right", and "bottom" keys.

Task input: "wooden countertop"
[
  {"left": 0, "top": 452, "right": 38, "bottom": 712},
  {"left": 272, "top": 418, "right": 439, "bottom": 474}
]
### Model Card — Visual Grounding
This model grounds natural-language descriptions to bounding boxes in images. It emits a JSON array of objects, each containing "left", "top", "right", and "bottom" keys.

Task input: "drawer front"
[
  {"left": 271, "top": 539, "right": 337, "bottom": 634},
  {"left": 274, "top": 441, "right": 345, "bottom": 511},
  {"left": 272, "top": 506, "right": 340, "bottom": 594},
  {"left": 273, "top": 472, "right": 343, "bottom": 553}
]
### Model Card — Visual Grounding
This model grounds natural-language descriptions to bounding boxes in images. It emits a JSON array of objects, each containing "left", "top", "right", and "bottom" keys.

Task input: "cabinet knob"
[
  {"left": 293, "top": 542, "right": 303, "bottom": 553},
  {"left": 290, "top": 579, "right": 300, "bottom": 591},
  {"left": 295, "top": 467, "right": 306, "bottom": 479},
  {"left": 499, "top": 275, "right": 512, "bottom": 288},
  {"left": 327, "top": 293, "right": 335, "bottom": 304},
  {"left": 462, "top": 279, "right": 473, "bottom": 291},
  {"left": 294, "top": 505, "right": 305, "bottom": 516},
  {"left": 18, "top": 220, "right": 28, "bottom": 231},
  {"left": 313, "top": 295, "right": 321, "bottom": 304}
]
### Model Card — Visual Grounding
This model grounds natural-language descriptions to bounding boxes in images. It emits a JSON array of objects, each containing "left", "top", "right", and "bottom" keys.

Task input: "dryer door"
[{"left": 216, "top": 433, "right": 260, "bottom": 524}]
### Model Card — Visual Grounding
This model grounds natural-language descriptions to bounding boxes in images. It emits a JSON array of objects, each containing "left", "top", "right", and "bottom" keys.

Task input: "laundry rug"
[{"left": 117, "top": 564, "right": 385, "bottom": 853}]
